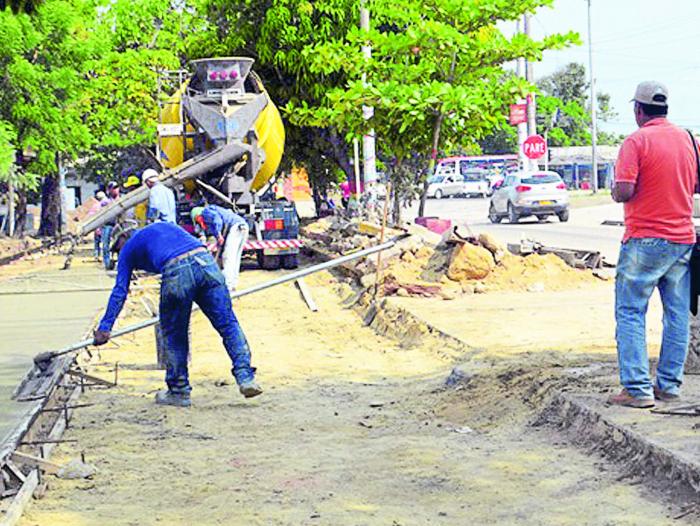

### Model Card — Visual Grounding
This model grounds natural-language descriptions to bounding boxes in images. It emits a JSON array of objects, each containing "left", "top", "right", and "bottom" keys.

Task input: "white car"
[
  {"left": 460, "top": 172, "right": 490, "bottom": 198},
  {"left": 427, "top": 174, "right": 464, "bottom": 199},
  {"left": 488, "top": 171, "right": 569, "bottom": 223}
]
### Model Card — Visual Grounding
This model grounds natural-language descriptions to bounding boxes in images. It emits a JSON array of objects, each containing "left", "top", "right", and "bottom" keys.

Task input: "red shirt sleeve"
[{"left": 615, "top": 135, "right": 641, "bottom": 184}]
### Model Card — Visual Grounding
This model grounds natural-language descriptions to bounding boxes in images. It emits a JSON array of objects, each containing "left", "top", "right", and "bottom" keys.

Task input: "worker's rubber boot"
[
  {"left": 155, "top": 390, "right": 192, "bottom": 407},
  {"left": 239, "top": 380, "right": 263, "bottom": 399}
]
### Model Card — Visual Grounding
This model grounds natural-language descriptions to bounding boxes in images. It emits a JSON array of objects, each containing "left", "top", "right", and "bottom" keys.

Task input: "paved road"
[{"left": 404, "top": 196, "right": 625, "bottom": 264}]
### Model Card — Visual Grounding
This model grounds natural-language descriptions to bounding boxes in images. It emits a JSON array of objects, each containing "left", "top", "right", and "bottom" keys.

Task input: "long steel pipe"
[{"left": 35, "top": 240, "right": 396, "bottom": 360}]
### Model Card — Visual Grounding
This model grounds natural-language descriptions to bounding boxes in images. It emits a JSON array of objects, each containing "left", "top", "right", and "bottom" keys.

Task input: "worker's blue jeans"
[
  {"left": 159, "top": 251, "right": 255, "bottom": 394},
  {"left": 102, "top": 225, "right": 113, "bottom": 269},
  {"left": 615, "top": 238, "right": 693, "bottom": 399},
  {"left": 93, "top": 233, "right": 101, "bottom": 259}
]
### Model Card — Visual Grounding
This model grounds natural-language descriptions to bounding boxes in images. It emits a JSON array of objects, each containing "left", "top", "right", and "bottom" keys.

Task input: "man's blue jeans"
[
  {"left": 102, "top": 225, "right": 113, "bottom": 269},
  {"left": 159, "top": 251, "right": 255, "bottom": 394},
  {"left": 615, "top": 238, "right": 693, "bottom": 399},
  {"left": 93, "top": 233, "right": 101, "bottom": 259}
]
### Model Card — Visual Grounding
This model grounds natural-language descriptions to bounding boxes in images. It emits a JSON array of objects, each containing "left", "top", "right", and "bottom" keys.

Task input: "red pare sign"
[{"left": 522, "top": 135, "right": 547, "bottom": 160}]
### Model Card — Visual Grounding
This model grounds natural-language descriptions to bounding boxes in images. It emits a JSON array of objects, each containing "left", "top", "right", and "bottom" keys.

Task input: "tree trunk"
[
  {"left": 390, "top": 160, "right": 403, "bottom": 225},
  {"left": 417, "top": 52, "right": 457, "bottom": 218},
  {"left": 324, "top": 127, "right": 354, "bottom": 181},
  {"left": 417, "top": 112, "right": 445, "bottom": 217},
  {"left": 7, "top": 179, "right": 14, "bottom": 237},
  {"left": 311, "top": 183, "right": 323, "bottom": 218},
  {"left": 392, "top": 186, "right": 401, "bottom": 224},
  {"left": 14, "top": 190, "right": 27, "bottom": 237},
  {"left": 38, "top": 176, "right": 61, "bottom": 238}
]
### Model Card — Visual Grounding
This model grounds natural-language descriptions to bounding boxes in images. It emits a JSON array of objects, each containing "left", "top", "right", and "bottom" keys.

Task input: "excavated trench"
[{"left": 1, "top": 249, "right": 695, "bottom": 525}]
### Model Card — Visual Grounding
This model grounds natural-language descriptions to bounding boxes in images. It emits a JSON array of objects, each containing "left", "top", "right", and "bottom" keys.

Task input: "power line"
[{"left": 593, "top": 10, "right": 700, "bottom": 45}]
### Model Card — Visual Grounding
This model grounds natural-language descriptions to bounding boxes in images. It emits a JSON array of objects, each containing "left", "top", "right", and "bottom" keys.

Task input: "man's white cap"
[
  {"left": 631, "top": 81, "right": 668, "bottom": 106},
  {"left": 142, "top": 168, "right": 160, "bottom": 182}
]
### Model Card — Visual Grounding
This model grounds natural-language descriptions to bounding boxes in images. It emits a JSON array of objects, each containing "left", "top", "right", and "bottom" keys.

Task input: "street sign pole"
[{"left": 587, "top": 0, "right": 598, "bottom": 193}]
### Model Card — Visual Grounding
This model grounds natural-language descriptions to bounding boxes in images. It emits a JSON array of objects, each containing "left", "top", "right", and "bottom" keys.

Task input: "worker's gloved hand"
[{"left": 93, "top": 329, "right": 111, "bottom": 346}]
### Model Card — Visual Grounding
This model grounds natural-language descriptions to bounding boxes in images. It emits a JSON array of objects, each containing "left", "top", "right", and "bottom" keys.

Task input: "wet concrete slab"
[{"left": 0, "top": 267, "right": 111, "bottom": 441}]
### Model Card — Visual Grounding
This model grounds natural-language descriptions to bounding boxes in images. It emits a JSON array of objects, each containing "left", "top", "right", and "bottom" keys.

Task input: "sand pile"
[
  {"left": 300, "top": 218, "right": 597, "bottom": 299},
  {"left": 382, "top": 232, "right": 597, "bottom": 299}
]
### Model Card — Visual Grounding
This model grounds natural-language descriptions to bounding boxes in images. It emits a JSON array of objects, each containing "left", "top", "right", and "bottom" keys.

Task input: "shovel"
[{"left": 15, "top": 239, "right": 398, "bottom": 399}]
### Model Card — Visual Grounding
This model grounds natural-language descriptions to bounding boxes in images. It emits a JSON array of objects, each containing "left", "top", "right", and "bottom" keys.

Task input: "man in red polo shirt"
[{"left": 609, "top": 81, "right": 697, "bottom": 408}]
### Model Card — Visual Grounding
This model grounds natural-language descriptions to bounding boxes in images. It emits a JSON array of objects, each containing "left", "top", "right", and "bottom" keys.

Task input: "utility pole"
[
  {"left": 524, "top": 14, "right": 537, "bottom": 141},
  {"left": 360, "top": 1, "right": 377, "bottom": 186},
  {"left": 516, "top": 19, "right": 528, "bottom": 169},
  {"left": 587, "top": 0, "right": 598, "bottom": 193}
]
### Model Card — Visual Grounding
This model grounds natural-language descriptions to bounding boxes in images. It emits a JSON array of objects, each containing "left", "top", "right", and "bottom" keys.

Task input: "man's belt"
[{"left": 165, "top": 247, "right": 207, "bottom": 266}]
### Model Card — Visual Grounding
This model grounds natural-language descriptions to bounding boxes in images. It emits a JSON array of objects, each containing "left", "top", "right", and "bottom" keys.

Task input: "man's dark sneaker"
[
  {"left": 239, "top": 380, "right": 263, "bottom": 399},
  {"left": 607, "top": 389, "right": 655, "bottom": 408},
  {"left": 155, "top": 390, "right": 191, "bottom": 407},
  {"left": 653, "top": 386, "right": 680, "bottom": 402}
]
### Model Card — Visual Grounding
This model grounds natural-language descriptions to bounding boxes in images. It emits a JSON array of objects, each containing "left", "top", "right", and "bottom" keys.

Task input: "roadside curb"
[{"left": 536, "top": 392, "right": 700, "bottom": 509}]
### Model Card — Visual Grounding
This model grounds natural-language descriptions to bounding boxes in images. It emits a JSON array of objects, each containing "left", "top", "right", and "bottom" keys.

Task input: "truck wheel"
[
  {"left": 508, "top": 203, "right": 519, "bottom": 224},
  {"left": 281, "top": 253, "right": 299, "bottom": 269},
  {"left": 257, "top": 251, "right": 281, "bottom": 270}
]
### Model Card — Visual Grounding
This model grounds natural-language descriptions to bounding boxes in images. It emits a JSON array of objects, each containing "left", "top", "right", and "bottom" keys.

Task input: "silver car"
[{"left": 488, "top": 171, "right": 569, "bottom": 223}]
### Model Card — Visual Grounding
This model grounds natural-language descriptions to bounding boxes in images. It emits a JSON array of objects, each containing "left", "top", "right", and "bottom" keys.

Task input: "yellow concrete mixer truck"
[{"left": 80, "top": 57, "right": 301, "bottom": 270}]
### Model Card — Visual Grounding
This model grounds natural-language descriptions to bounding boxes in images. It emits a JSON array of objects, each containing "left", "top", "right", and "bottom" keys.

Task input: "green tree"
[
  {"left": 0, "top": 0, "right": 201, "bottom": 235},
  {"left": 201, "top": 0, "right": 361, "bottom": 212},
  {"left": 536, "top": 62, "right": 621, "bottom": 147},
  {"left": 287, "top": 0, "right": 578, "bottom": 219}
]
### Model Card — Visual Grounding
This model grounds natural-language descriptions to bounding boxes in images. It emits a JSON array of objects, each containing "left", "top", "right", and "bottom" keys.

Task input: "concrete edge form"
[{"left": 535, "top": 392, "right": 700, "bottom": 506}]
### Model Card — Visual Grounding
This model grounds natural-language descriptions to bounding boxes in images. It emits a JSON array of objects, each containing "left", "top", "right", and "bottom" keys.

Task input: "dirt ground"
[{"left": 16, "top": 266, "right": 689, "bottom": 526}]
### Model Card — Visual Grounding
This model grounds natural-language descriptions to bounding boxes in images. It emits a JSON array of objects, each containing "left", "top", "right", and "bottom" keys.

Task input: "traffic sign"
[
  {"left": 522, "top": 134, "right": 547, "bottom": 160},
  {"left": 509, "top": 104, "right": 527, "bottom": 126}
]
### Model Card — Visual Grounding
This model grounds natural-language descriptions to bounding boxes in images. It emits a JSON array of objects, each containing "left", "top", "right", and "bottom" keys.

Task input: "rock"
[
  {"left": 360, "top": 272, "right": 378, "bottom": 289},
  {"left": 396, "top": 287, "right": 410, "bottom": 297},
  {"left": 447, "top": 243, "right": 494, "bottom": 281},
  {"left": 57, "top": 459, "right": 97, "bottom": 480},
  {"left": 478, "top": 233, "right": 505, "bottom": 254},
  {"left": 405, "top": 223, "right": 443, "bottom": 247},
  {"left": 478, "top": 233, "right": 505, "bottom": 262},
  {"left": 415, "top": 246, "right": 434, "bottom": 260},
  {"left": 439, "top": 289, "right": 457, "bottom": 300},
  {"left": 445, "top": 365, "right": 474, "bottom": 387},
  {"left": 461, "top": 282, "right": 475, "bottom": 294},
  {"left": 528, "top": 282, "right": 545, "bottom": 293},
  {"left": 401, "top": 250, "right": 416, "bottom": 263},
  {"left": 473, "top": 282, "right": 487, "bottom": 294}
]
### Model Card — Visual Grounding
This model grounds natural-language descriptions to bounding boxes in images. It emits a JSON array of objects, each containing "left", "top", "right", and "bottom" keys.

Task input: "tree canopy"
[
  {"left": 0, "top": 0, "right": 588, "bottom": 234},
  {"left": 285, "top": 0, "right": 579, "bottom": 217}
]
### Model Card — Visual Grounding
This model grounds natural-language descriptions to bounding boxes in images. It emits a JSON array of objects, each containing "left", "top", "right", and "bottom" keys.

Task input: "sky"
[{"left": 521, "top": 0, "right": 700, "bottom": 136}]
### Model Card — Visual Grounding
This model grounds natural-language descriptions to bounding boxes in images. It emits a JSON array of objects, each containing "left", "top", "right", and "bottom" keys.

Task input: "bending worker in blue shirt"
[
  {"left": 93, "top": 222, "right": 262, "bottom": 407},
  {"left": 192, "top": 204, "right": 249, "bottom": 291}
]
